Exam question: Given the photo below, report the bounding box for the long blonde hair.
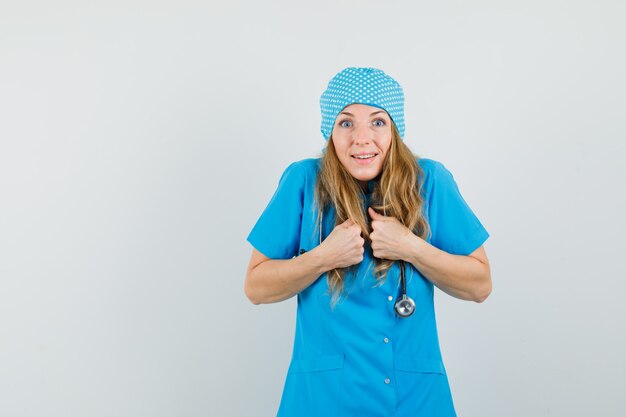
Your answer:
[312,123,430,307]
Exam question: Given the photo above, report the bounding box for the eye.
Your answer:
[339,119,352,128]
[372,119,386,127]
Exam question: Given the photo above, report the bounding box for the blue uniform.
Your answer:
[247,157,490,417]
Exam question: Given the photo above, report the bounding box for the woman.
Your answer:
[244,67,491,417]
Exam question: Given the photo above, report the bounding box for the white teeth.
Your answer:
[354,154,375,159]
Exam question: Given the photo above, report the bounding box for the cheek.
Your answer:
[332,140,350,156]
[374,139,391,155]
[381,136,393,153]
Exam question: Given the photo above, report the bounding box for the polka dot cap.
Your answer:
[320,67,405,141]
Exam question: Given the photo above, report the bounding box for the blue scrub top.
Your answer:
[247,157,489,417]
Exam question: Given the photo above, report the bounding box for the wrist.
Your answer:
[405,233,427,265]
[308,246,332,274]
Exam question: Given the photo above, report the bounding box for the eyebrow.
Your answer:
[339,110,387,117]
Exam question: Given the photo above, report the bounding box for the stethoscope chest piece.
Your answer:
[394,260,415,318]
[395,294,415,318]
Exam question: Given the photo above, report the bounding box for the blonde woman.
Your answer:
[245,66,492,417]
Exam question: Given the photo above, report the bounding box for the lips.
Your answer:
[351,153,378,165]
[351,153,378,159]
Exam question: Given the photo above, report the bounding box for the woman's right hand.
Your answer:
[317,219,365,270]
[245,219,365,304]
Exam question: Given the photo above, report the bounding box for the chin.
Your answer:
[352,171,380,183]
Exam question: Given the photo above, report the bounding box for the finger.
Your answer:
[368,207,382,218]
[341,218,354,227]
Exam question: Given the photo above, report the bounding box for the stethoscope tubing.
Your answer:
[317,211,415,318]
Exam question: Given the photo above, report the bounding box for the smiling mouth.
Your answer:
[351,153,378,160]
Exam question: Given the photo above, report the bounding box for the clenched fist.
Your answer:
[318,218,365,269]
[368,207,416,261]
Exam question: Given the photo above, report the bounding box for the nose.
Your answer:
[352,122,372,144]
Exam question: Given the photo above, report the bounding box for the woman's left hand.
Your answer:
[368,207,417,261]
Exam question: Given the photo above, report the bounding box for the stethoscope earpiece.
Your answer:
[394,261,415,318]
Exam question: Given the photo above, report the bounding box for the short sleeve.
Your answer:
[427,161,490,256]
[246,161,305,259]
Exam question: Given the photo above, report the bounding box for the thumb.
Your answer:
[368,207,382,219]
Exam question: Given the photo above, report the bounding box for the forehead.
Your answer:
[340,103,389,116]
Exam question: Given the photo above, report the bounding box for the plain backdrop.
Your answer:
[1,1,625,416]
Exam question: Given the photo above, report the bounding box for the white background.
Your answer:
[1,1,625,416]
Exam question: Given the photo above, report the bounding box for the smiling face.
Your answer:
[330,103,393,190]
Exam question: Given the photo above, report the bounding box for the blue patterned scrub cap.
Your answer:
[320,67,405,141]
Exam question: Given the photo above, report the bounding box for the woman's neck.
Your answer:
[360,179,375,194]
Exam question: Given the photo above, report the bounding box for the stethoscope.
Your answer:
[394,260,415,318]
[310,209,415,319]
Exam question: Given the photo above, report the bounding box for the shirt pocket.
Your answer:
[393,356,456,417]
[393,356,446,375]
[289,354,345,373]
[281,354,345,417]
